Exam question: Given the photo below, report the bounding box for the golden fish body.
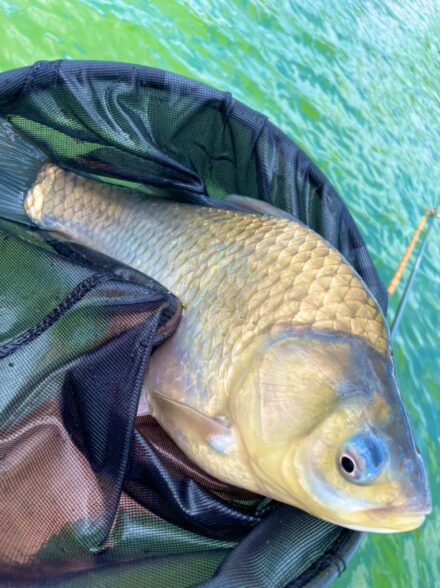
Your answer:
[7,160,431,532]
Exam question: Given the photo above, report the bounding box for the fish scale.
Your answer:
[24,163,388,415]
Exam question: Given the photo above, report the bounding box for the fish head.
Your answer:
[231,327,431,532]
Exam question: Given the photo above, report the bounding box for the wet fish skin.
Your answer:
[21,163,430,532]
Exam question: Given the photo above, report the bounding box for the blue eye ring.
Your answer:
[338,432,386,484]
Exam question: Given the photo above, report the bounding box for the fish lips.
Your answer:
[344,513,427,534]
[361,505,431,533]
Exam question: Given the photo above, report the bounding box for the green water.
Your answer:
[1,0,439,586]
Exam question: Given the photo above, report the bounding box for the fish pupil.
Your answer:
[341,455,355,474]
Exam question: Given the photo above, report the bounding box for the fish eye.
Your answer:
[340,454,356,475]
[338,432,385,484]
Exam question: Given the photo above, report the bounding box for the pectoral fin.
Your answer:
[224,194,296,221]
[149,390,234,455]
[136,386,151,416]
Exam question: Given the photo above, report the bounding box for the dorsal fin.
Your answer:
[224,194,296,221]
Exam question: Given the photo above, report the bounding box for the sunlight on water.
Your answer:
[0,1,439,585]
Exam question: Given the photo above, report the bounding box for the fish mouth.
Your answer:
[343,514,426,533]
[363,505,431,533]
[316,500,431,533]
[335,495,432,533]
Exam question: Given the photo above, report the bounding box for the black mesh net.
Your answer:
[0,60,387,588]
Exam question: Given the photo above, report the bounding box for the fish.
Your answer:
[0,118,431,533]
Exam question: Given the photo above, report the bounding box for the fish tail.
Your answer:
[0,117,48,224]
